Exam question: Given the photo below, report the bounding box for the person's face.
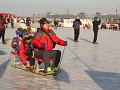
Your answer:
[43,23,49,29]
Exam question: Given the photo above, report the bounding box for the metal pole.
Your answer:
[58,46,66,69]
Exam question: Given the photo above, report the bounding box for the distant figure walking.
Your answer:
[92,17,101,44]
[73,17,82,42]
[54,18,57,29]
[11,18,14,28]
[26,18,31,28]
[118,20,120,31]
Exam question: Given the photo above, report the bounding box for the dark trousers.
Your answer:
[26,51,35,66]
[74,29,80,41]
[34,50,61,69]
[54,24,57,29]
[93,30,98,43]
[11,23,14,28]
[0,29,5,43]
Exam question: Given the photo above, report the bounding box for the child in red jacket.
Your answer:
[19,34,35,70]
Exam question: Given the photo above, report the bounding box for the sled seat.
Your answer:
[11,52,20,67]
[34,57,53,62]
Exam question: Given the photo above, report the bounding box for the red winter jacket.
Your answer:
[32,28,65,50]
[19,41,29,63]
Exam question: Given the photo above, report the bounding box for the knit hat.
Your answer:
[39,18,49,27]
[94,17,98,21]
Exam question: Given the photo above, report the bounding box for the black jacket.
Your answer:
[92,20,101,30]
[0,16,6,30]
[73,19,82,29]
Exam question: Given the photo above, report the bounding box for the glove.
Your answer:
[64,41,68,46]
[12,44,18,48]
[41,43,46,49]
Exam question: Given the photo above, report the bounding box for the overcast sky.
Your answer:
[0,0,120,16]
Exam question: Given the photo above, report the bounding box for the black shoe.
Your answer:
[93,42,98,44]
[2,42,7,44]
[74,40,79,42]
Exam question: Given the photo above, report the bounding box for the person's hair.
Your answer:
[17,20,20,23]
[76,18,80,22]
[16,28,24,36]
[26,17,30,20]
[23,34,33,42]
[26,27,31,32]
[76,17,80,19]
[94,17,98,21]
[40,18,49,28]
[16,28,23,31]
[37,28,41,32]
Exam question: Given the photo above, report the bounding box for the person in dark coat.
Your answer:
[0,15,7,44]
[26,18,31,28]
[92,17,101,44]
[118,20,120,31]
[73,17,82,42]
[11,18,14,28]
[54,18,57,29]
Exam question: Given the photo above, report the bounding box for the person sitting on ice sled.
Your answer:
[11,28,23,53]
[19,33,35,70]
[32,18,68,75]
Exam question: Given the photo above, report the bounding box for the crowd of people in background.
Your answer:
[1,15,120,46]
[1,14,120,31]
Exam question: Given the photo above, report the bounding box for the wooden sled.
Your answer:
[10,51,57,76]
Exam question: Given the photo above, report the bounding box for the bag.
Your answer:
[47,33,56,48]
[73,21,80,29]
[11,37,20,52]
[44,30,56,49]
[0,20,3,30]
[52,40,56,49]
